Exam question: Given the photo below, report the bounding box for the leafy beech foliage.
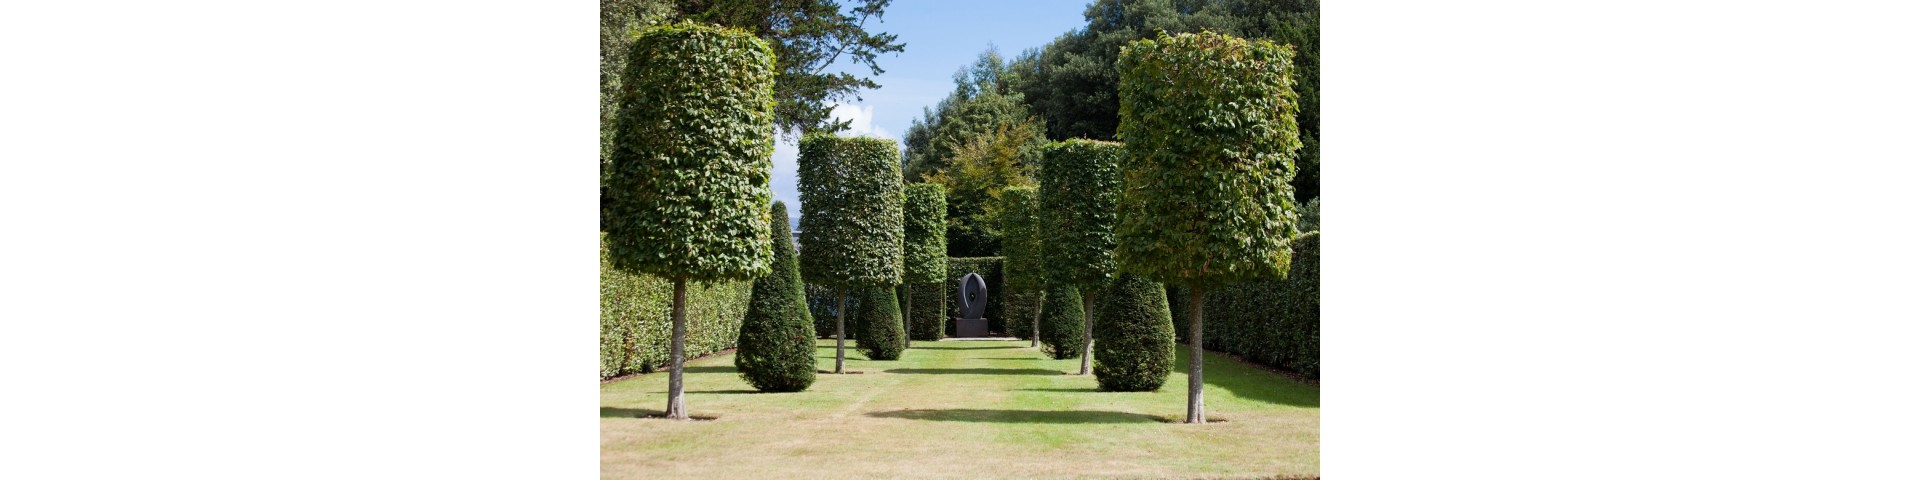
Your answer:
[1093,273,1175,391]
[1114,30,1303,289]
[852,285,906,360]
[996,186,1046,293]
[901,183,948,284]
[605,23,777,281]
[735,202,818,392]
[1038,284,1085,360]
[797,133,905,289]
[1166,231,1320,379]
[905,283,945,341]
[1039,139,1122,286]
[600,234,753,379]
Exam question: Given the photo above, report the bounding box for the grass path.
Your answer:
[601,339,1318,479]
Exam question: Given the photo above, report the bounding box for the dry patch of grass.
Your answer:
[601,339,1318,479]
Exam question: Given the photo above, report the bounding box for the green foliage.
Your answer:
[601,234,754,379]
[1296,197,1319,232]
[996,186,1046,292]
[1038,284,1085,360]
[1038,139,1122,286]
[946,257,1006,335]
[1001,289,1042,341]
[903,48,1048,257]
[1094,273,1175,391]
[1166,233,1320,379]
[734,202,818,392]
[797,134,905,289]
[905,282,946,341]
[1015,0,1318,201]
[673,0,906,136]
[600,0,676,185]
[852,286,906,360]
[1114,30,1302,289]
[901,183,949,284]
[605,23,778,281]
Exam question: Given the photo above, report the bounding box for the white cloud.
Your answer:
[773,102,898,223]
[829,102,895,142]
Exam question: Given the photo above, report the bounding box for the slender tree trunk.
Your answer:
[834,289,847,374]
[903,284,912,348]
[1078,291,1095,375]
[666,278,688,420]
[1186,286,1206,424]
[1031,290,1044,348]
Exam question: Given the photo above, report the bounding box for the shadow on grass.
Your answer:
[1174,346,1320,408]
[681,365,737,373]
[909,345,1024,350]
[884,368,1062,375]
[1014,387,1100,393]
[868,408,1160,424]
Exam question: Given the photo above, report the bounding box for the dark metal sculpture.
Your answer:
[955,272,990,337]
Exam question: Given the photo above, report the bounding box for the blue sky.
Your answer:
[771,1,1093,219]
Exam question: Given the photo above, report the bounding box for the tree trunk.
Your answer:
[1186,286,1206,424]
[1078,291,1095,375]
[1031,289,1044,348]
[903,284,912,348]
[834,289,847,374]
[666,278,689,420]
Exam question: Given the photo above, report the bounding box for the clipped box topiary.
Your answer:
[734,201,818,392]
[1038,139,1122,374]
[901,183,948,345]
[1038,284,1085,360]
[1093,273,1176,391]
[996,186,1045,347]
[798,133,905,371]
[853,285,906,361]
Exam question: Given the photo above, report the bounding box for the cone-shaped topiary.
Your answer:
[1038,284,1085,360]
[734,201,818,392]
[1093,273,1175,391]
[853,285,906,360]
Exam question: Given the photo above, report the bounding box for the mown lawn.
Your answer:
[601,339,1318,479]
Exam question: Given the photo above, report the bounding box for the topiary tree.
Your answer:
[901,183,948,346]
[798,133,905,372]
[1038,139,1122,375]
[604,23,775,420]
[853,285,906,360]
[1093,273,1175,391]
[1116,30,1303,423]
[1037,284,1085,360]
[734,201,817,392]
[997,186,1045,348]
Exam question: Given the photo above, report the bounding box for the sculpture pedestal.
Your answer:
[954,317,989,338]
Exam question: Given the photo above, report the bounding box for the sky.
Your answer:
[771,1,1094,221]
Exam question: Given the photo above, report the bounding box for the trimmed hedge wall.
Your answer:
[904,283,946,341]
[601,234,753,379]
[1002,288,1042,341]
[946,257,1006,335]
[1167,232,1320,379]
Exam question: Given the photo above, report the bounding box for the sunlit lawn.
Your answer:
[601,339,1318,479]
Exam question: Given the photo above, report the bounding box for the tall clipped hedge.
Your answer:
[946,257,1005,335]
[1039,139,1122,374]
[1038,284,1085,360]
[853,286,906,360]
[798,133,905,371]
[1116,30,1303,424]
[997,186,1045,346]
[605,22,776,281]
[734,202,817,392]
[1093,273,1175,391]
[601,234,752,379]
[901,183,948,346]
[604,23,776,420]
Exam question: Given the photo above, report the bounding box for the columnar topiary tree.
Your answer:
[1093,273,1175,391]
[853,285,906,360]
[901,183,948,346]
[997,186,1045,348]
[605,23,776,420]
[1038,284,1085,360]
[734,201,817,392]
[1116,30,1303,424]
[798,134,905,373]
[1038,139,1121,375]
